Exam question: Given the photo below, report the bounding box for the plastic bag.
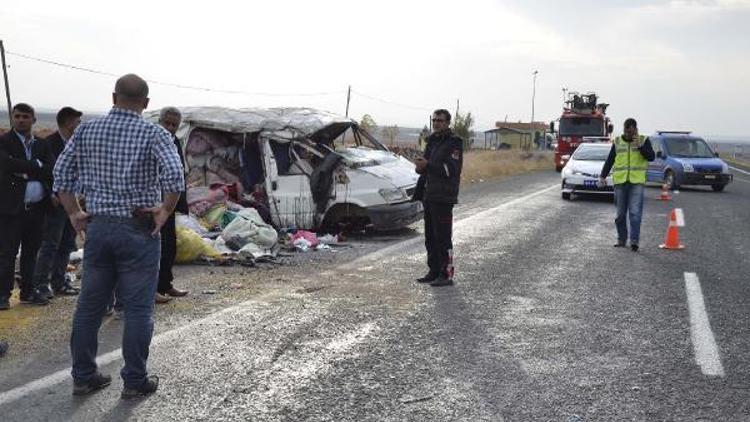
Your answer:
[203,205,227,229]
[175,226,221,263]
[293,238,312,252]
[220,210,238,229]
[238,242,264,260]
[176,214,208,235]
[318,234,338,245]
[291,230,319,248]
[221,207,278,251]
[212,236,234,255]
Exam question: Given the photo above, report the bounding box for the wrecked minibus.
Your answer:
[145,107,422,232]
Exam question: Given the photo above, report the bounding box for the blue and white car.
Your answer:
[561,142,613,200]
[647,131,733,192]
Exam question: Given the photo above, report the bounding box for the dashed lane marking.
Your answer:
[684,272,725,377]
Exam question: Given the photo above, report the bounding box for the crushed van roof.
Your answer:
[144,106,356,141]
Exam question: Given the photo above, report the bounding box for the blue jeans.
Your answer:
[70,217,160,388]
[33,206,77,291]
[614,183,645,245]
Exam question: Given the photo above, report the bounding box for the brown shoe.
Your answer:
[165,287,189,297]
[155,293,172,304]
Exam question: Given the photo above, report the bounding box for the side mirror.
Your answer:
[656,151,663,159]
[549,121,555,133]
[271,181,278,191]
[714,152,719,157]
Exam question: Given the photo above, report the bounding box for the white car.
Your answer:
[561,142,613,200]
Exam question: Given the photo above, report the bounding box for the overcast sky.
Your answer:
[1,0,748,136]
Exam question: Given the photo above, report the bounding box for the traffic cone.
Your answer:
[658,183,671,201]
[659,208,685,250]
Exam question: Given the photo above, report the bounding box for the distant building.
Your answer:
[483,121,548,150]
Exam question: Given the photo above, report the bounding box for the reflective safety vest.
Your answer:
[612,135,648,185]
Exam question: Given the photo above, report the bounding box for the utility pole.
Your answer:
[342,85,352,145]
[455,99,460,119]
[0,40,12,127]
[531,70,538,124]
[344,85,351,117]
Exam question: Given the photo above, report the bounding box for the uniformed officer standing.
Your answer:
[598,118,655,251]
[413,109,463,287]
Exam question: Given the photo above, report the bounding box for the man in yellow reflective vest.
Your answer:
[599,118,655,252]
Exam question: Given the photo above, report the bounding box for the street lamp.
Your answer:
[531,70,538,124]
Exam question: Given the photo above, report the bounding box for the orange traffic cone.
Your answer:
[659,208,685,250]
[658,183,671,201]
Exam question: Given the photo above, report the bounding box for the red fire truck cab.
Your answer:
[552,92,612,171]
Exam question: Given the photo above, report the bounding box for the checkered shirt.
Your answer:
[53,107,185,217]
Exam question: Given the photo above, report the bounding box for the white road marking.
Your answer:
[730,166,750,176]
[684,272,725,377]
[0,302,248,406]
[0,183,559,405]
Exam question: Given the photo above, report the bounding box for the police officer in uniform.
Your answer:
[599,118,655,251]
[413,109,463,287]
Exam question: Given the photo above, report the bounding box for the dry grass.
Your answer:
[461,150,554,184]
[720,153,750,171]
[0,127,56,138]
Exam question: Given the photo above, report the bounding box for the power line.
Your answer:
[351,89,434,112]
[6,50,344,98]
[5,49,447,114]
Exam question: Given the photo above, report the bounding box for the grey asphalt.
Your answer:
[1,170,749,421]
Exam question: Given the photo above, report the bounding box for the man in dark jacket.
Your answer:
[413,109,463,287]
[32,107,83,299]
[156,107,190,302]
[0,103,54,309]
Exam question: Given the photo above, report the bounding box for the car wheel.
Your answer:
[562,192,571,200]
[711,184,726,192]
[664,170,678,190]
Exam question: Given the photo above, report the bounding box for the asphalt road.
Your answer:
[1,169,749,421]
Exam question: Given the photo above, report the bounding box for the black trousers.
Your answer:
[0,205,46,298]
[423,201,454,278]
[158,213,177,294]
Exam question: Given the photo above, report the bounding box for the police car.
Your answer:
[561,142,613,200]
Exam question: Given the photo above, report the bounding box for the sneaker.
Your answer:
[72,372,112,396]
[121,375,159,399]
[0,297,9,311]
[20,291,50,306]
[430,276,454,287]
[630,243,639,252]
[614,241,626,248]
[416,272,438,283]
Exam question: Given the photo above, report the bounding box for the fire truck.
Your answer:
[551,92,611,171]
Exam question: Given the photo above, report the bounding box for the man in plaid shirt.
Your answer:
[54,74,185,399]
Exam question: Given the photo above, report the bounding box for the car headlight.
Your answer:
[379,188,407,203]
[721,162,729,174]
[561,154,571,161]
